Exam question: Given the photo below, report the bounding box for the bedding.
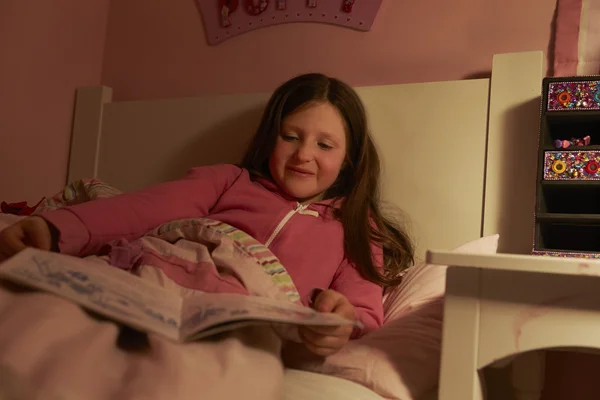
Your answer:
[283,369,386,400]
[0,179,496,400]
[284,234,499,400]
[0,282,284,400]
[0,183,299,400]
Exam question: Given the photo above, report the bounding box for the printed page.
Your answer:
[0,248,182,341]
[180,292,362,340]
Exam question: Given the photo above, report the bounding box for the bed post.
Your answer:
[482,51,544,255]
[67,86,113,183]
[482,51,545,400]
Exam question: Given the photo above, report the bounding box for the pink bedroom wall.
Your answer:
[0,0,110,203]
[101,0,556,101]
[0,0,555,203]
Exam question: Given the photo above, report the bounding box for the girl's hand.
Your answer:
[299,289,356,356]
[0,216,55,262]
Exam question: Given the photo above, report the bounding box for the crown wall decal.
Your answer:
[197,0,383,45]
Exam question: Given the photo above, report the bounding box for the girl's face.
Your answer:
[269,102,347,203]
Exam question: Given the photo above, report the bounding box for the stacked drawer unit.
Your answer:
[534,77,600,259]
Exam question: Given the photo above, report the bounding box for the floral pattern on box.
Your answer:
[544,151,600,180]
[548,81,600,111]
[533,250,600,259]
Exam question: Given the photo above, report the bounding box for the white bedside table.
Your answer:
[426,251,600,400]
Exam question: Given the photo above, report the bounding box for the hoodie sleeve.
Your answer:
[330,240,384,339]
[39,164,244,257]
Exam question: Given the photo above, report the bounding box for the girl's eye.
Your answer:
[281,134,298,141]
[318,143,333,150]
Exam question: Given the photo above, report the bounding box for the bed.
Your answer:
[0,50,544,400]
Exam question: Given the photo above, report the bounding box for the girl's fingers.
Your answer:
[299,327,345,356]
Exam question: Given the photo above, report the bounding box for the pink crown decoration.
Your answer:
[197,0,383,45]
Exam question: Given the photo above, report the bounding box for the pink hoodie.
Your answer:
[41,164,384,337]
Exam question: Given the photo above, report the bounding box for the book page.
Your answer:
[180,292,362,340]
[0,248,182,341]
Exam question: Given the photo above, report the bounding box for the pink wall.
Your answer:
[101,0,556,101]
[0,0,555,203]
[0,0,110,203]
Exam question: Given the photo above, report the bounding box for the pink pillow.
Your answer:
[287,234,499,400]
[0,214,23,231]
[383,233,500,322]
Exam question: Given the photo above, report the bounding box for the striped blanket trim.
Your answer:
[156,218,301,303]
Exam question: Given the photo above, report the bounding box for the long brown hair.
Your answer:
[241,73,414,288]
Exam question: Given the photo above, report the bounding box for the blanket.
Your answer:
[0,179,309,400]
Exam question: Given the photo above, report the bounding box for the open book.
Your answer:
[0,248,362,342]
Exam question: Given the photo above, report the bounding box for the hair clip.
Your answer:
[554,135,591,149]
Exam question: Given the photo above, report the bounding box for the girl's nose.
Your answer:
[294,143,313,162]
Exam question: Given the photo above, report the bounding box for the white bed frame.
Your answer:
[66,51,546,399]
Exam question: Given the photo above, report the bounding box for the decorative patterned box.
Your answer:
[532,250,600,259]
[544,150,600,180]
[548,80,600,111]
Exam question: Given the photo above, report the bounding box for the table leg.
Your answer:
[439,267,485,400]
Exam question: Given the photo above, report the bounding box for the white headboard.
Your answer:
[67,51,544,261]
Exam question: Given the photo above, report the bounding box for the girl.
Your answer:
[0,73,414,356]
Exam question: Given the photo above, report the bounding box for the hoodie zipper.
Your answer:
[265,202,318,247]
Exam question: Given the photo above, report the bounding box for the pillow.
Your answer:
[285,234,499,400]
[383,233,500,323]
[0,214,23,231]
